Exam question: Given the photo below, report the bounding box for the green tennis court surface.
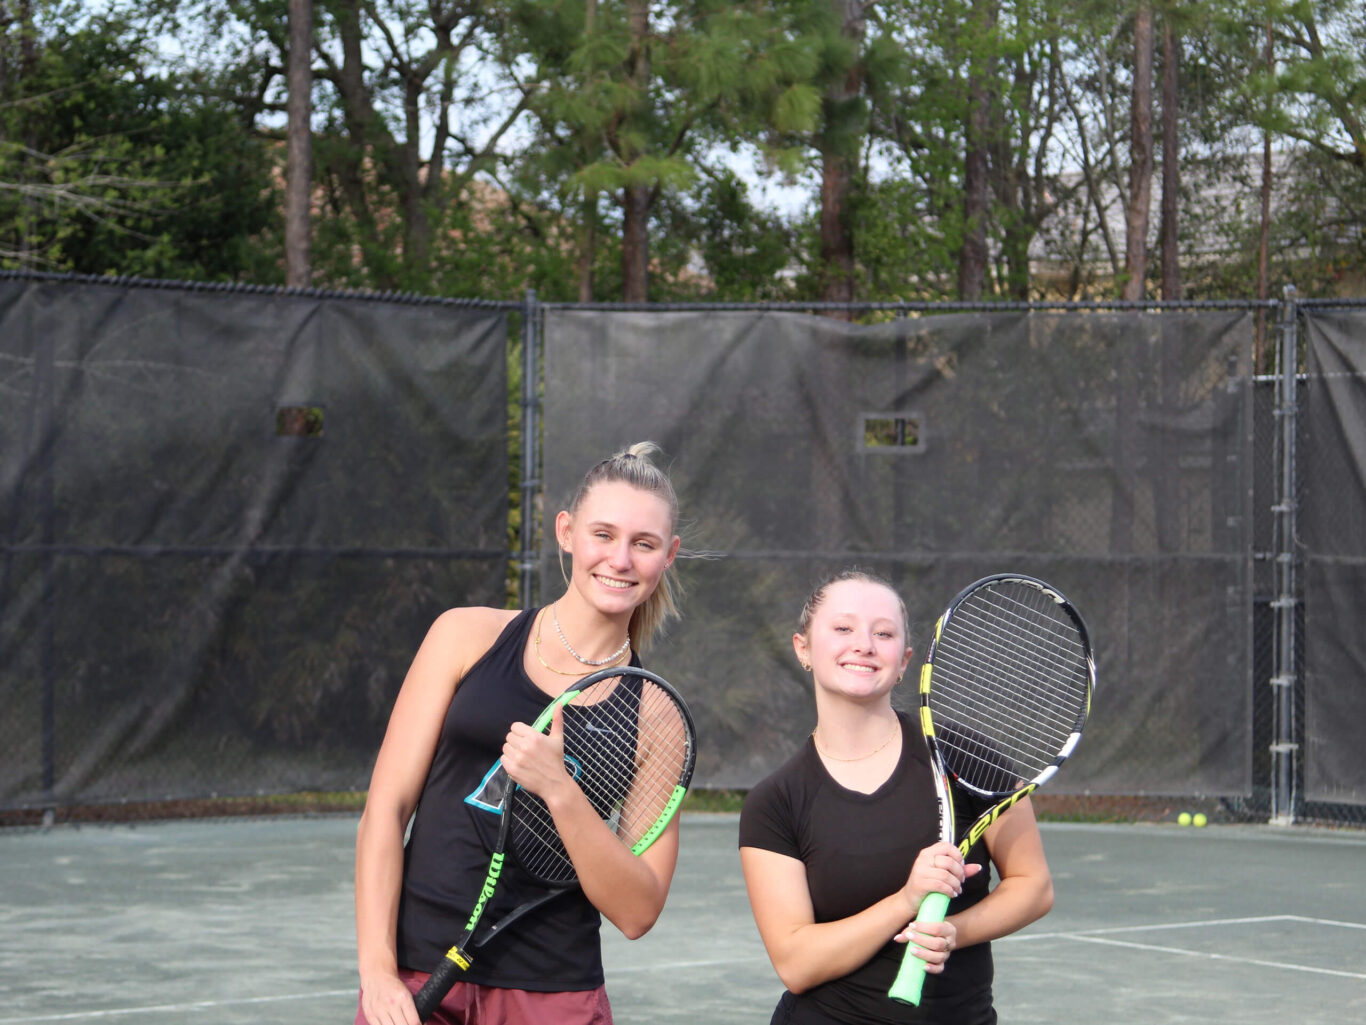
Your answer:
[2,814,1363,1023]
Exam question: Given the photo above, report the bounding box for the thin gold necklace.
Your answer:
[534,609,628,677]
[811,721,900,762]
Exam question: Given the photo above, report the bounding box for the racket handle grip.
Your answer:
[887,890,951,1006]
[413,953,468,1022]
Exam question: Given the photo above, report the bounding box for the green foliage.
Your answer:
[656,171,799,301]
[0,8,278,279]
[5,0,1366,299]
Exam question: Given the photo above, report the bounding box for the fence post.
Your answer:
[37,311,56,820]
[518,289,541,610]
[1269,284,1299,825]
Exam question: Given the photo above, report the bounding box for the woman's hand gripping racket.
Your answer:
[889,574,1095,1006]
[412,666,696,1022]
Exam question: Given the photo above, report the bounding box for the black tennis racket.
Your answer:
[412,666,696,1022]
[888,574,1095,1005]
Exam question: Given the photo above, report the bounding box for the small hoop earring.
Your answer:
[799,661,811,672]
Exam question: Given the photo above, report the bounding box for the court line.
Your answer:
[1008,912,1366,941]
[1000,913,1366,982]
[0,991,356,1023]
[1058,935,1366,981]
[613,955,772,973]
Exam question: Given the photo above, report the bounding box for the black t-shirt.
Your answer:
[738,713,996,1025]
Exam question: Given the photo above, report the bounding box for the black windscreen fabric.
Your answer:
[0,277,508,807]
[1302,311,1366,807]
[542,308,1255,794]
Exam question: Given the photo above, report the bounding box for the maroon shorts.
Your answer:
[356,969,614,1025]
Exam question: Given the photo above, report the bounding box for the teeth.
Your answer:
[599,577,633,589]
[842,664,877,673]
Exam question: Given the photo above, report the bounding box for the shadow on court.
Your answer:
[1,815,1363,1024]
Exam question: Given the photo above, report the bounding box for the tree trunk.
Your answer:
[577,0,598,303]
[285,0,313,288]
[399,79,431,277]
[958,0,997,301]
[1122,3,1154,303]
[577,189,598,302]
[332,0,386,284]
[1255,19,1273,371]
[1158,17,1179,303]
[818,0,866,309]
[1111,2,1154,555]
[958,77,990,300]
[819,147,856,305]
[620,0,651,302]
[622,182,650,301]
[1155,17,1181,553]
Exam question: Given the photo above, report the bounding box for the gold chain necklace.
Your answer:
[811,721,900,762]
[534,609,628,677]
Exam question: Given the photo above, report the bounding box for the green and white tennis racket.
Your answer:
[413,666,696,1021]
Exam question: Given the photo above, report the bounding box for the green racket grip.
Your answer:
[888,890,951,1005]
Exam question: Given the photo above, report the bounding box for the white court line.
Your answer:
[0,990,356,1023]
[1059,934,1366,981]
[613,955,772,973]
[999,913,1366,982]
[1006,912,1366,942]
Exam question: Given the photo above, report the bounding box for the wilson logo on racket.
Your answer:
[463,852,504,931]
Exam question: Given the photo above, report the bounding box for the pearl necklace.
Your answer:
[535,610,628,677]
[553,604,631,666]
[811,722,900,762]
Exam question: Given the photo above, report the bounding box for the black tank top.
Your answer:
[395,607,632,990]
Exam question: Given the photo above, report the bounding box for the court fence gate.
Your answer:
[2,271,1363,828]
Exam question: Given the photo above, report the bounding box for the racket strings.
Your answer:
[930,585,1090,794]
[509,680,692,885]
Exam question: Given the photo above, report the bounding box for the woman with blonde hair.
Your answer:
[356,443,684,1025]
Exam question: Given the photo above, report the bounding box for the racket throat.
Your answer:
[958,783,1037,855]
[451,849,506,969]
[444,944,475,971]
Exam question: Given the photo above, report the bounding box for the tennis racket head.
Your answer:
[921,573,1094,801]
[505,666,697,886]
[889,575,1094,1008]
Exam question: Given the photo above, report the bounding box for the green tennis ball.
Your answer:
[1193,813,1207,828]
[1178,812,1191,826]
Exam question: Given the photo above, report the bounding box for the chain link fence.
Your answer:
[1,273,513,815]
[2,275,1363,829]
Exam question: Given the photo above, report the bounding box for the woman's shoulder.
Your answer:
[739,743,820,851]
[425,606,524,664]
[432,604,522,632]
[742,742,817,813]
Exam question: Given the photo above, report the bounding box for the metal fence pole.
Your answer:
[1269,284,1299,824]
[37,317,56,818]
[518,289,541,610]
